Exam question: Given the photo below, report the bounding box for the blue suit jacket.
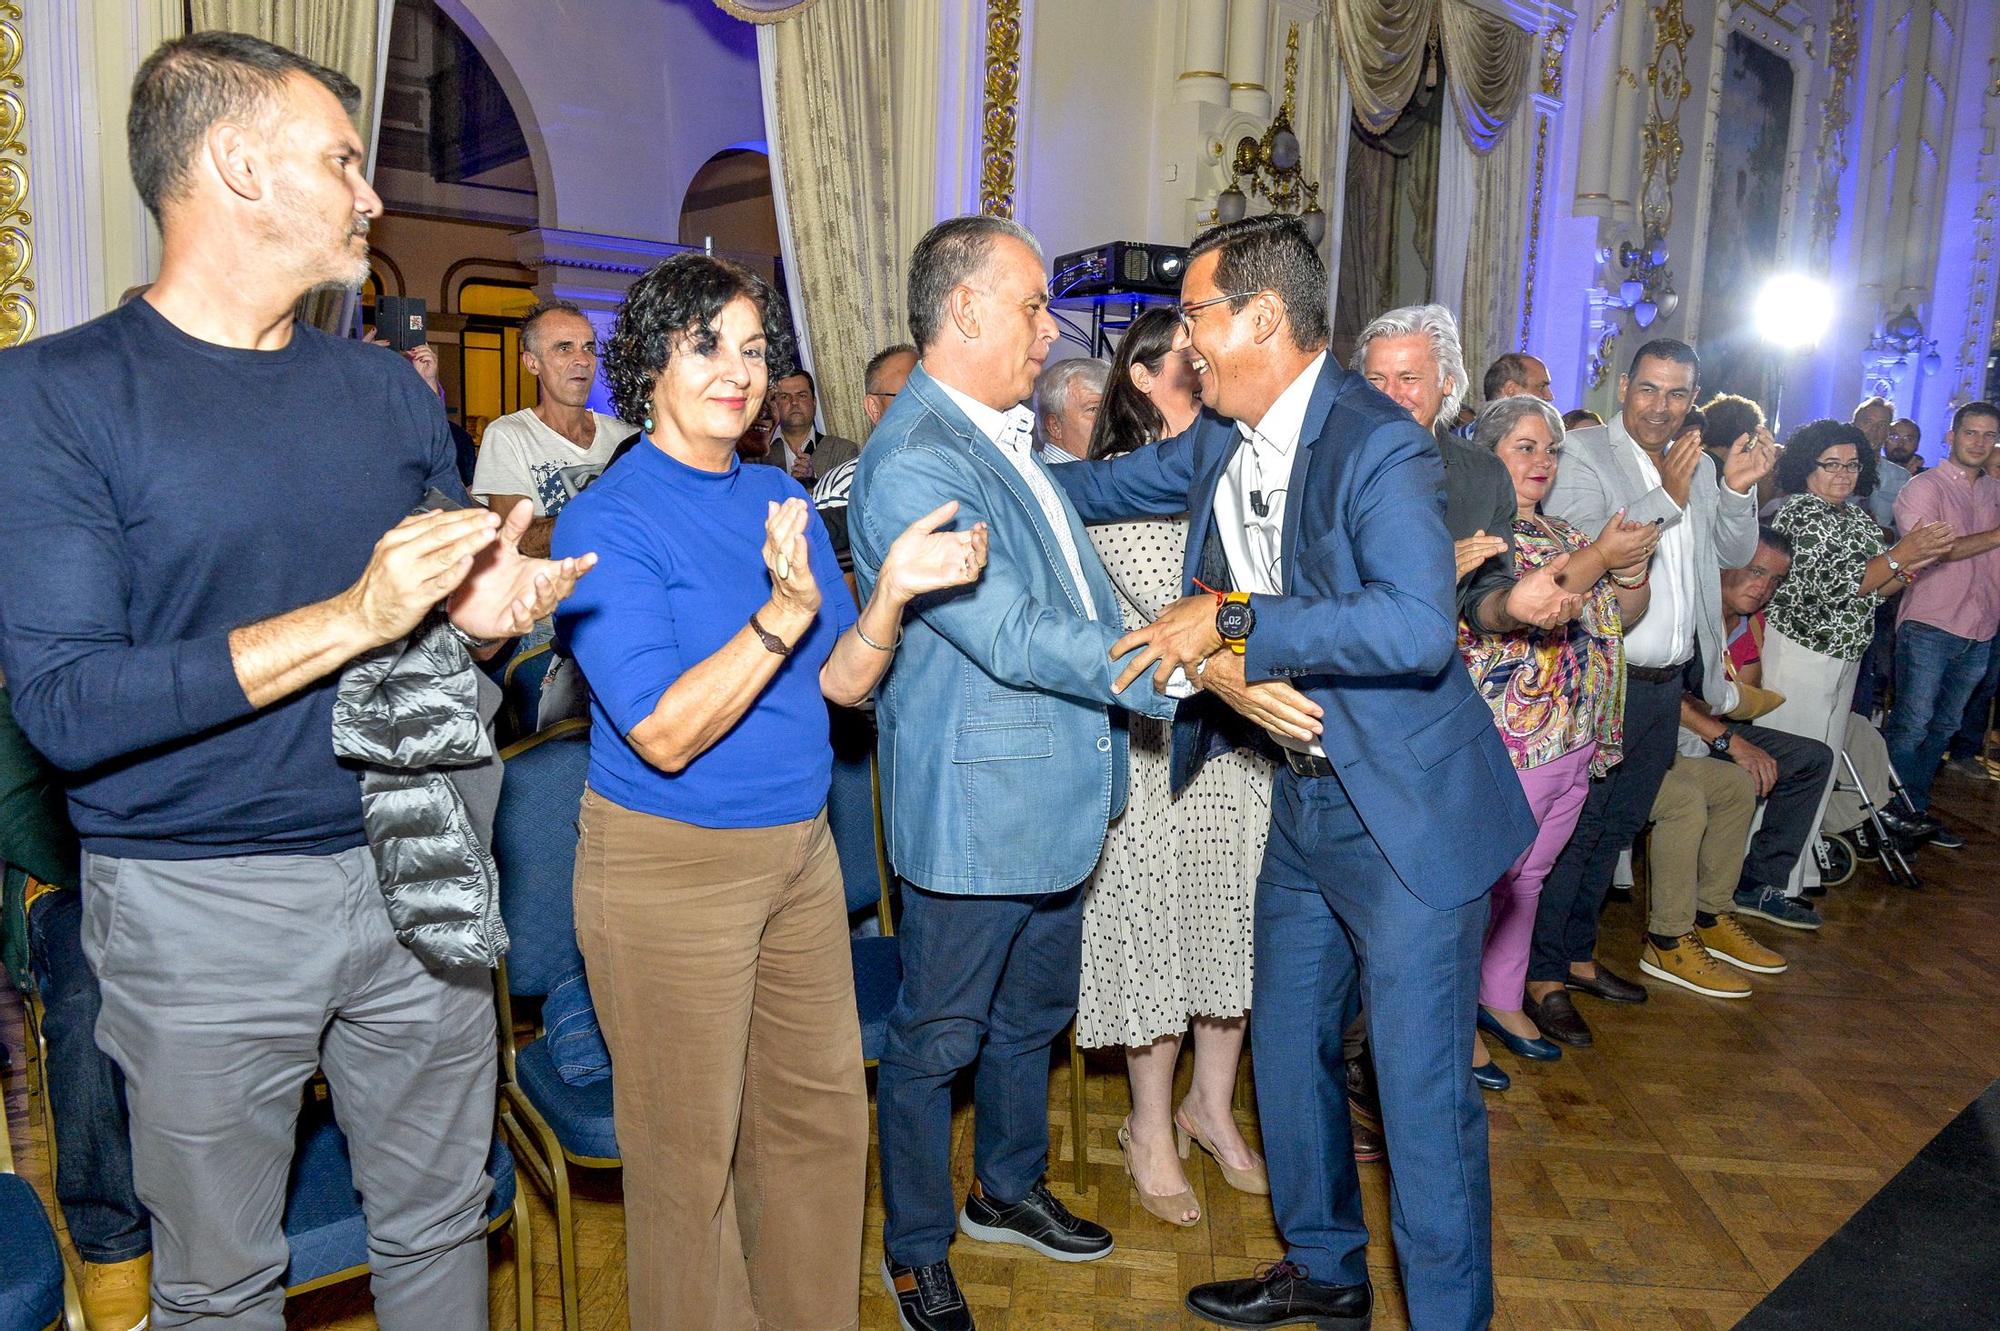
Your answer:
[850,365,1178,897]
[1055,359,1536,909]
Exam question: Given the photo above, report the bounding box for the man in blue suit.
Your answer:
[1054,216,1538,1331]
[851,216,1191,1331]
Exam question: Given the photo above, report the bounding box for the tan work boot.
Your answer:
[1639,934,1753,999]
[80,1253,150,1331]
[1698,913,1788,975]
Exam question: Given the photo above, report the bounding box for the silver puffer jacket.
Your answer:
[332,615,509,970]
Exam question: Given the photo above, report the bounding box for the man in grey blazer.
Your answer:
[1524,339,1775,1047]
[764,367,861,484]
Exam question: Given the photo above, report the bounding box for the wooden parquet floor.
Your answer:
[5,764,1996,1331]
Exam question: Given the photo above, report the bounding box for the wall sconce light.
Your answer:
[1615,235,1677,328]
[1215,24,1325,244]
[1867,304,1943,377]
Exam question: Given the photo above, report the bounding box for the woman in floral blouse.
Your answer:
[1761,419,1953,895]
[1461,396,1658,1080]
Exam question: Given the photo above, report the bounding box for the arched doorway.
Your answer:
[678,147,782,287]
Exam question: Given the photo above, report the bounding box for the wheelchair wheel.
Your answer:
[1814,832,1858,887]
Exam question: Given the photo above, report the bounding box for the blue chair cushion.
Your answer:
[851,934,901,1064]
[281,1102,518,1287]
[514,1036,620,1161]
[544,965,612,1086]
[0,1174,63,1331]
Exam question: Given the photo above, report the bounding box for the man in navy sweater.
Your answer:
[0,33,589,1328]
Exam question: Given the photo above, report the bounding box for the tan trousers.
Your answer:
[572,789,867,1331]
[1645,755,1758,937]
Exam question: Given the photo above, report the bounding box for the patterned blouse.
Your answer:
[1765,493,1887,661]
[1458,514,1625,775]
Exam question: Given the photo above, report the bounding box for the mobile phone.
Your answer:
[379,296,428,351]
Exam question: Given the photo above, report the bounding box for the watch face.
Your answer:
[1217,600,1255,639]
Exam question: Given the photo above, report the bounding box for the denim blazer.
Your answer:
[850,366,1178,897]
[1054,359,1537,910]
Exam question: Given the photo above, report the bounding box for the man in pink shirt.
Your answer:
[1884,400,2000,837]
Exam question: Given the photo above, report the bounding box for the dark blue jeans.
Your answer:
[25,887,151,1263]
[1254,768,1492,1331]
[876,882,1084,1268]
[1883,622,1994,812]
[1948,629,2000,760]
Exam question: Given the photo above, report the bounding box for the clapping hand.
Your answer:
[1892,520,1956,574]
[1503,554,1586,629]
[880,500,990,601]
[447,501,596,641]
[1720,424,1779,494]
[1661,427,1705,508]
[1454,531,1509,580]
[1593,508,1660,576]
[763,498,821,615]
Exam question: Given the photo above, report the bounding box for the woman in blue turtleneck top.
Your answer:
[551,254,985,1330]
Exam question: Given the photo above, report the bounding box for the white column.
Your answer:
[1179,0,1230,105]
[1226,0,1271,119]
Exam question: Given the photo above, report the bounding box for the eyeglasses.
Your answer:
[1815,459,1864,475]
[1173,291,1262,327]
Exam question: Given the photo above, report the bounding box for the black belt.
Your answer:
[1282,748,1335,778]
[1627,662,1689,683]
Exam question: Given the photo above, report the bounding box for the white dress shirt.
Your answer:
[1216,352,1327,755]
[936,379,1097,620]
[1620,437,1696,669]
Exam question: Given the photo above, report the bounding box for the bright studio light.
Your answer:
[1754,273,1835,350]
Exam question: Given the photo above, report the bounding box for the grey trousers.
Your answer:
[80,847,496,1329]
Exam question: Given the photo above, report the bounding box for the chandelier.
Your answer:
[1215,24,1326,244]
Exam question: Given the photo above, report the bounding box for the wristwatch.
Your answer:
[1215,592,1255,656]
[1707,730,1733,757]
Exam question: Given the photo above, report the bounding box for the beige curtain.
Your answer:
[1458,98,1537,393]
[759,0,900,443]
[1437,3,1532,153]
[189,0,391,332]
[1330,0,1531,152]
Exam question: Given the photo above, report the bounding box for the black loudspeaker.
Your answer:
[378,296,428,351]
[1050,242,1190,299]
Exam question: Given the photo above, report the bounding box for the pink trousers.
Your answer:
[1480,743,1595,1011]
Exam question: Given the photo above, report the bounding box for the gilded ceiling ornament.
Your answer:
[981,0,1022,220]
[0,1,35,349]
[1639,0,1694,249]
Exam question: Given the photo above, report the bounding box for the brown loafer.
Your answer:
[1524,990,1593,1047]
[1347,1098,1386,1162]
[1565,963,1648,1004]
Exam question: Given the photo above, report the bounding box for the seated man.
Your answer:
[1640,752,1774,998]
[1680,527,1834,931]
[2,683,150,1331]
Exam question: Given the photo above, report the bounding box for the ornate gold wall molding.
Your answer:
[1807,0,1859,272]
[1518,22,1571,349]
[1640,0,1694,248]
[981,0,1020,220]
[0,0,35,348]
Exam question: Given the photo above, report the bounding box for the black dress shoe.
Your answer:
[1472,1060,1510,1092]
[959,1179,1112,1262]
[882,1257,974,1331]
[1523,990,1593,1047]
[1186,1260,1371,1329]
[1877,806,1941,845]
[1566,963,1648,1003]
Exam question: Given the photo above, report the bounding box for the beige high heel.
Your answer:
[1117,1119,1201,1227]
[1174,1107,1271,1196]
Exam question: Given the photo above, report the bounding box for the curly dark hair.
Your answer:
[1699,393,1765,451]
[1776,418,1877,498]
[603,253,797,428]
[1087,307,1182,459]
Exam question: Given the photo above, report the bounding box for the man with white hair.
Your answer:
[1034,356,1110,463]
[1354,304,1580,638]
